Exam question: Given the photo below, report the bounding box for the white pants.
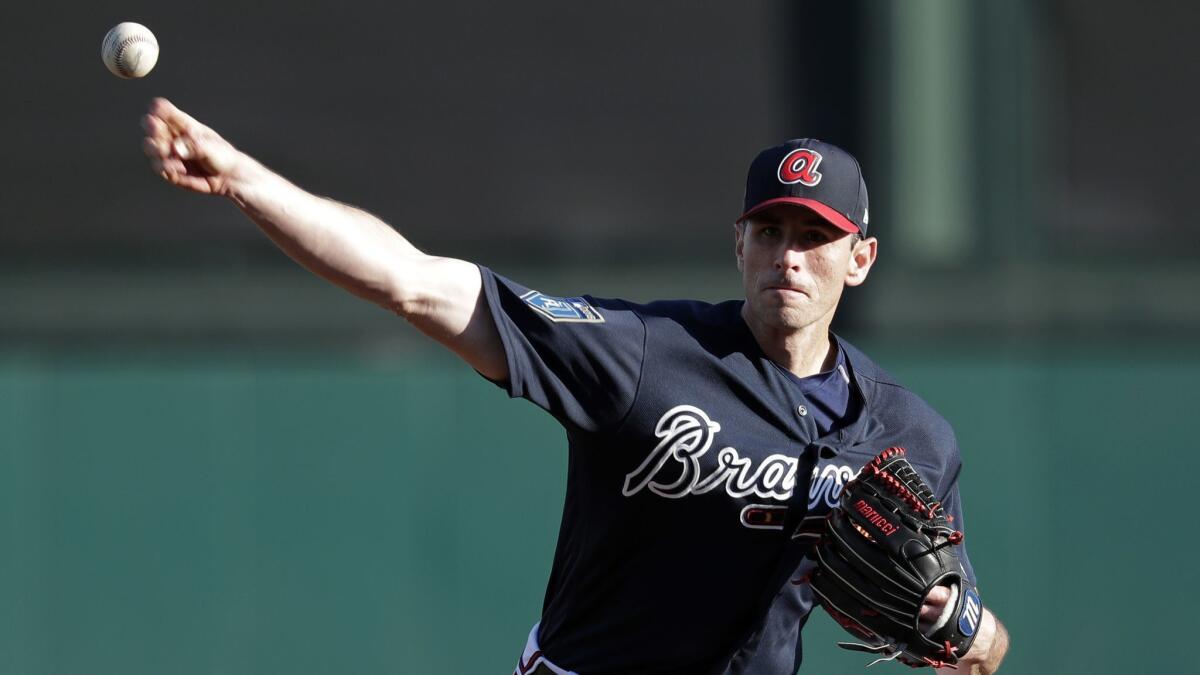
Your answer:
[513,623,578,675]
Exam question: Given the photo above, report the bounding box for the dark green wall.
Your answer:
[2,344,1195,673]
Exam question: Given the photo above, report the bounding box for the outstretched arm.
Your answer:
[140,98,506,380]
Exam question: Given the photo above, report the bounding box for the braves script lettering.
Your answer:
[623,405,855,505]
[809,463,856,510]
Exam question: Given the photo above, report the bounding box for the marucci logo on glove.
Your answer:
[958,589,982,637]
[853,499,898,537]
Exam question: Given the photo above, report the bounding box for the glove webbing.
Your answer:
[865,449,964,549]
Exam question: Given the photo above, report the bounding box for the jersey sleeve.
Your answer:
[936,463,977,586]
[477,266,646,433]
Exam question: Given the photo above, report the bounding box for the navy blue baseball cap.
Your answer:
[737,138,870,236]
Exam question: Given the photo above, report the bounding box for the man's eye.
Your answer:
[805,230,829,243]
[761,227,780,237]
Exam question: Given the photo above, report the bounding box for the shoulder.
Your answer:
[624,297,743,325]
[840,336,960,462]
[479,266,741,329]
[479,266,643,328]
[837,337,902,389]
[620,299,748,355]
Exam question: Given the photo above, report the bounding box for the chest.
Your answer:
[609,371,830,536]
[606,396,951,541]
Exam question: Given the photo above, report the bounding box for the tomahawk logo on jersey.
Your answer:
[480,267,975,674]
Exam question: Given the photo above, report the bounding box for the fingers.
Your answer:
[142,110,198,153]
[150,156,215,193]
[142,135,168,159]
[142,101,200,163]
[149,97,205,135]
[171,173,216,193]
[926,585,951,604]
[141,113,170,148]
[140,112,163,136]
[141,97,235,194]
[919,585,952,621]
[150,156,186,176]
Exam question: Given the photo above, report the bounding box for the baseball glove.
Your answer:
[810,447,982,669]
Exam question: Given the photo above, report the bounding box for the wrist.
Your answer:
[223,153,270,204]
[954,609,1007,674]
[965,610,996,660]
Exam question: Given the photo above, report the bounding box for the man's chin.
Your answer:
[746,302,817,331]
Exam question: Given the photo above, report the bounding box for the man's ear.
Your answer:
[734,222,745,272]
[844,236,878,287]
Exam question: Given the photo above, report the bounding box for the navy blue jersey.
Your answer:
[480,267,975,675]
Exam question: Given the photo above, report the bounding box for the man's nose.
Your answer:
[774,246,804,271]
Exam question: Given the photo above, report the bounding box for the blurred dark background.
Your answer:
[2,1,1197,673]
[6,0,1195,347]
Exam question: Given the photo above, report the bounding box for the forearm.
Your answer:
[225,155,422,313]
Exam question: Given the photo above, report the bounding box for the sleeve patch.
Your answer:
[520,291,605,323]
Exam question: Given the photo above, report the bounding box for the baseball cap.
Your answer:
[737,138,870,236]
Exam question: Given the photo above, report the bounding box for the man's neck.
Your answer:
[741,306,838,379]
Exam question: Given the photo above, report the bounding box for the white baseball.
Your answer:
[101,22,159,79]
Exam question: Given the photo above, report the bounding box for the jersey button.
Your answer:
[797,405,808,417]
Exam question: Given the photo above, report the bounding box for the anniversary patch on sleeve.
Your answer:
[521,291,605,323]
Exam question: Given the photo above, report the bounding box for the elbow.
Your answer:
[384,278,422,319]
[390,297,427,321]
[380,257,428,319]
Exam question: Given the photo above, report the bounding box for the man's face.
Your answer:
[735,204,876,332]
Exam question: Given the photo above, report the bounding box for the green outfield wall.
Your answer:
[2,343,1194,674]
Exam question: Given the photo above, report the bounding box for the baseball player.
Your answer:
[141,98,1009,674]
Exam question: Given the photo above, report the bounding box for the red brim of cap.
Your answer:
[736,198,860,234]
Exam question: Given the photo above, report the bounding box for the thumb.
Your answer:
[173,133,223,169]
[169,127,240,185]
[172,137,195,160]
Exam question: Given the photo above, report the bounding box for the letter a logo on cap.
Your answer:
[777,149,824,187]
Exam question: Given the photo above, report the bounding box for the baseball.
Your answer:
[101,22,159,79]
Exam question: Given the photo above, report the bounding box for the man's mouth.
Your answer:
[765,287,809,302]
[766,284,806,295]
